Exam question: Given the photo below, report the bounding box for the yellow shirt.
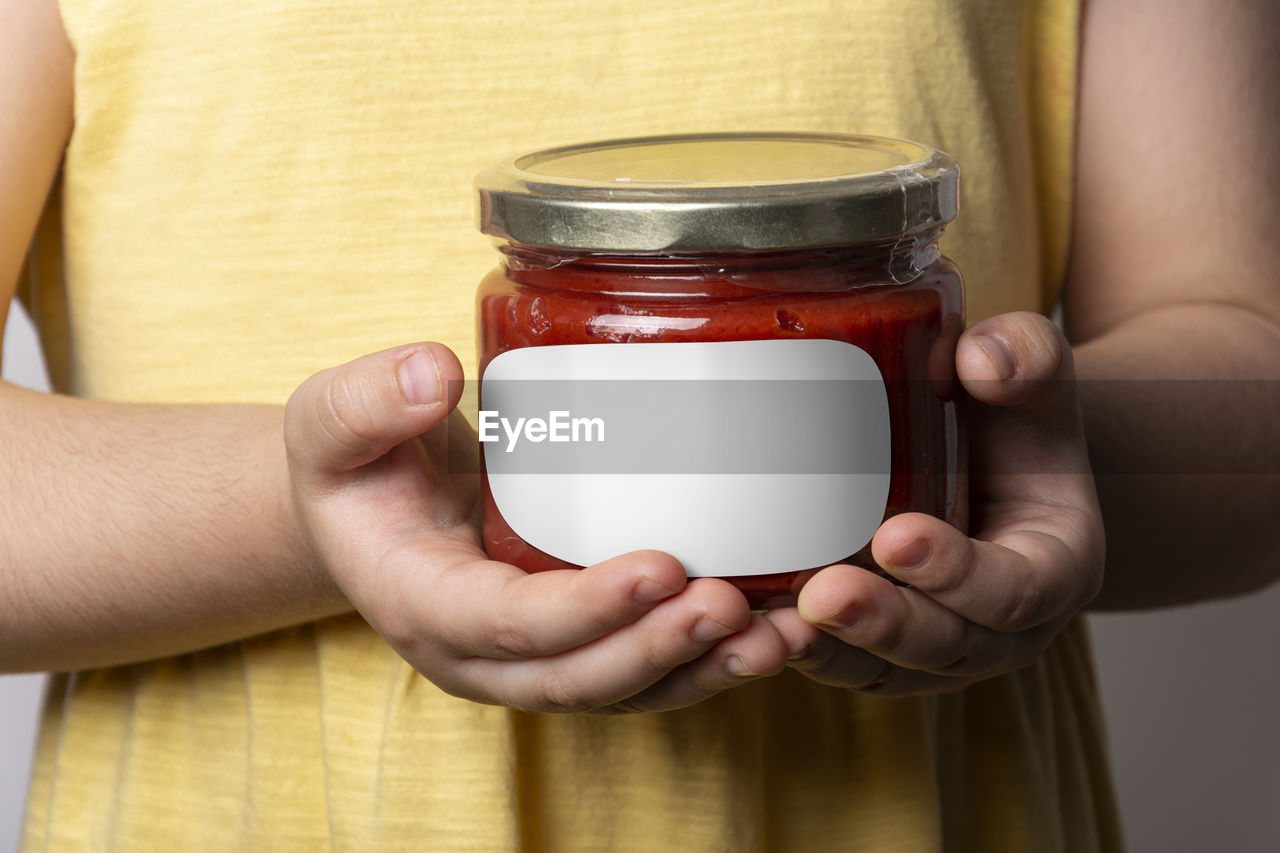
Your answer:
[21,1,1121,850]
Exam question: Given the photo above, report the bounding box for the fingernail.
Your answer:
[787,643,812,663]
[726,654,756,678]
[692,616,738,643]
[818,602,859,630]
[633,576,680,604]
[884,538,931,571]
[973,334,1016,381]
[398,350,441,405]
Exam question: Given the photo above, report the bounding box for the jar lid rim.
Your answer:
[475,132,958,252]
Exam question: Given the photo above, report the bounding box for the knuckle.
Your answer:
[378,617,420,659]
[571,593,630,644]
[317,367,383,453]
[636,634,678,680]
[860,682,907,698]
[1017,309,1059,336]
[598,696,652,715]
[489,612,543,659]
[935,626,978,674]
[920,543,972,599]
[793,636,843,679]
[368,548,436,650]
[1017,311,1067,375]
[852,658,896,692]
[284,376,331,463]
[431,673,487,705]
[998,580,1050,632]
[538,668,598,714]
[866,607,909,657]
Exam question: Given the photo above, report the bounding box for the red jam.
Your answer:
[478,239,965,609]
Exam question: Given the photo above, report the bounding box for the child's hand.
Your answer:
[284,343,787,712]
[766,312,1105,695]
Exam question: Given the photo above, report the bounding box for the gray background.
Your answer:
[3,301,1278,852]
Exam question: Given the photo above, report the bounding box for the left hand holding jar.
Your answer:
[766,311,1105,696]
[284,343,788,714]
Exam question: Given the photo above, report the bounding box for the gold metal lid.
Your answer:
[475,132,958,252]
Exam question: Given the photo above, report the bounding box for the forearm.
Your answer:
[0,381,348,672]
[1074,300,1280,610]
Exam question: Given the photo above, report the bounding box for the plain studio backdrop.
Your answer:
[3,301,1279,853]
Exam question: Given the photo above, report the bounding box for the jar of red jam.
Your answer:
[475,132,965,609]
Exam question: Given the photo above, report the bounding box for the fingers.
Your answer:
[870,513,1102,632]
[772,562,1050,698]
[370,544,780,712]
[772,501,1101,695]
[957,313,1089,474]
[794,565,1038,673]
[443,577,782,713]
[784,637,977,697]
[420,549,693,659]
[284,342,465,483]
[283,345,785,713]
[603,614,788,713]
[767,607,957,695]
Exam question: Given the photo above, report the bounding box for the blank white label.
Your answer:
[481,339,890,577]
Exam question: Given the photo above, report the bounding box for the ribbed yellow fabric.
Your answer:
[21,1,1122,850]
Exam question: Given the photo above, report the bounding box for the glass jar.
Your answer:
[474,132,965,609]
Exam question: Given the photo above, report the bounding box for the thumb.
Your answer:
[284,342,465,481]
[956,312,1090,477]
[957,311,1074,404]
